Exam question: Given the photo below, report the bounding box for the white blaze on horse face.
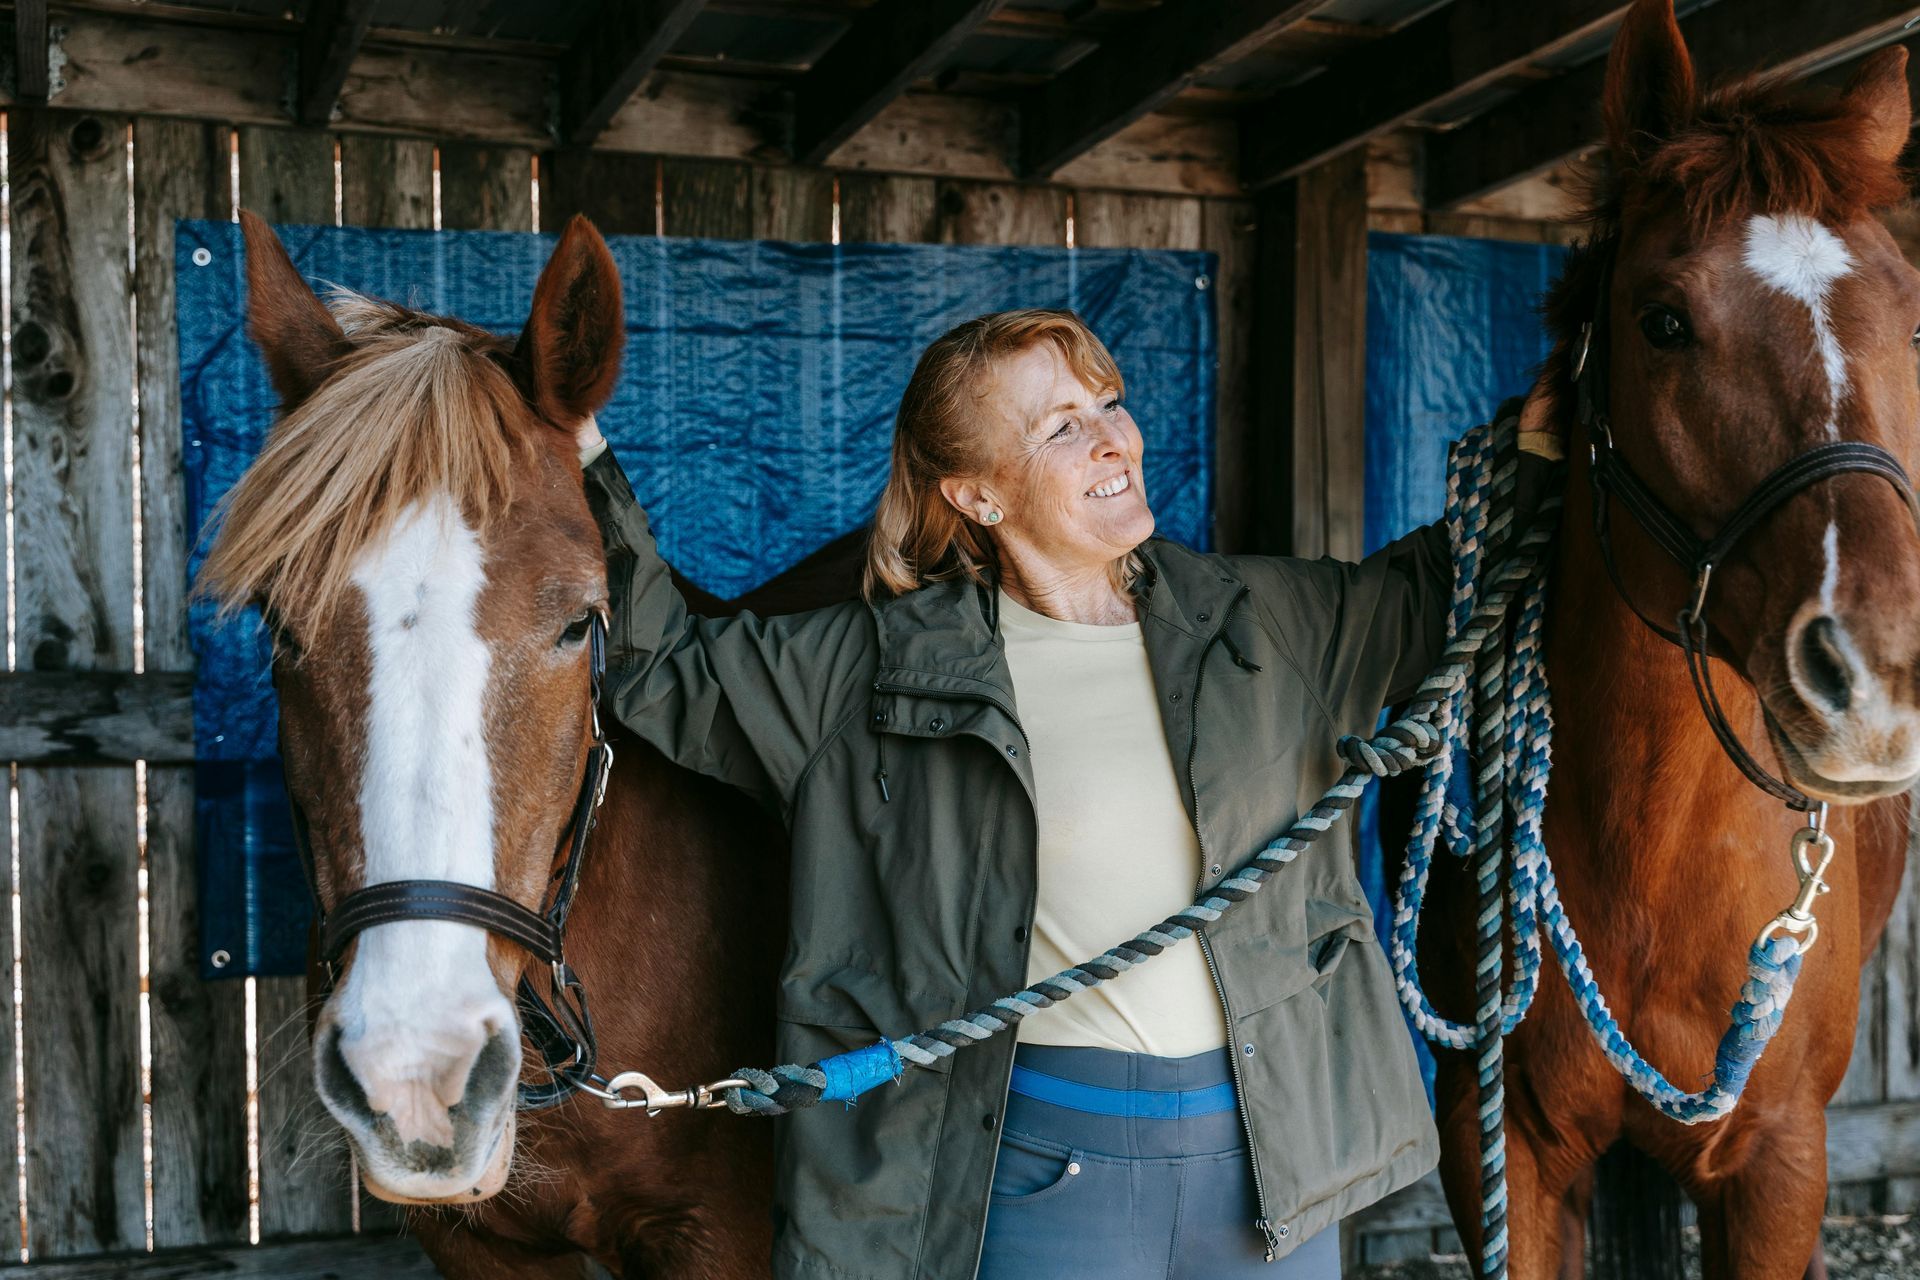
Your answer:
[336,495,513,1148]
[1741,213,1856,440]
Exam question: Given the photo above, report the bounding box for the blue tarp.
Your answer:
[1359,231,1570,1091]
[178,220,1219,977]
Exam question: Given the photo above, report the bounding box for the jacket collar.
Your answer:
[865,539,1247,700]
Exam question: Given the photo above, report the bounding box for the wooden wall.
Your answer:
[0,113,1256,1269]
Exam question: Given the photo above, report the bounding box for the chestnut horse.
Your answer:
[1412,5,1920,1277]
[201,214,865,1276]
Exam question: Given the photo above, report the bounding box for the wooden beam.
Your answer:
[13,0,46,103]
[1241,0,1627,189]
[1018,0,1318,180]
[5,1233,439,1278]
[1426,0,1920,208]
[0,672,194,764]
[558,0,708,147]
[295,0,378,127]
[791,0,1005,164]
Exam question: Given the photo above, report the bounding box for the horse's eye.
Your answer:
[558,611,593,647]
[1639,306,1691,351]
[1910,323,1919,349]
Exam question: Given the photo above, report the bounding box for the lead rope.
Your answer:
[607,417,1828,1278]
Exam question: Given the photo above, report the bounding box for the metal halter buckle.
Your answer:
[595,1070,750,1115]
[1757,803,1834,952]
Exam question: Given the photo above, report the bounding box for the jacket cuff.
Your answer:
[579,437,609,468]
[1517,429,1565,461]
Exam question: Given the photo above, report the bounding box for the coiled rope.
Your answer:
[717,415,1810,1280]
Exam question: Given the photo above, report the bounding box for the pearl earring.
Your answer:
[985,510,1002,525]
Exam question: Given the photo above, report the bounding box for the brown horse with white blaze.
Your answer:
[1416,4,1919,1277]
[200,213,808,1276]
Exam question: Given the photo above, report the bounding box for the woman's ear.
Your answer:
[514,214,625,428]
[940,476,995,526]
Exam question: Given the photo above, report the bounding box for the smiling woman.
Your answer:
[576,292,1561,1277]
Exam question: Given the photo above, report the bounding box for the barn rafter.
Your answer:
[558,0,710,147]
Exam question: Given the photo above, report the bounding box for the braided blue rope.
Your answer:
[718,417,1812,1280]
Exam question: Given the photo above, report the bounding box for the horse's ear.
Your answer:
[514,214,624,428]
[241,209,348,409]
[1843,46,1912,167]
[1602,0,1695,165]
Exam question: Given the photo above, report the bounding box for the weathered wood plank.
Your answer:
[1072,190,1203,251]
[751,167,836,242]
[662,159,753,239]
[337,136,434,230]
[24,11,1238,196]
[134,113,250,1254]
[10,105,142,1259]
[933,180,1065,246]
[0,1232,438,1277]
[237,127,334,226]
[437,143,534,233]
[541,151,658,237]
[14,0,46,103]
[838,173,938,244]
[236,126,357,1242]
[1018,0,1314,179]
[1426,0,1920,208]
[559,0,708,147]
[791,0,1004,165]
[1246,179,1297,556]
[296,0,379,128]
[0,672,193,764]
[1202,199,1256,555]
[1289,151,1368,562]
[1878,799,1920,1209]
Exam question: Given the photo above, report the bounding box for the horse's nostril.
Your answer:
[1797,616,1854,713]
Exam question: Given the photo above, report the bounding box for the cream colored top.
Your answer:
[998,589,1230,1057]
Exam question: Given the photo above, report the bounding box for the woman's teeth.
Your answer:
[1086,472,1131,499]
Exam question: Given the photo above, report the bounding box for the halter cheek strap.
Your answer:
[1574,247,1920,811]
[288,611,616,1111]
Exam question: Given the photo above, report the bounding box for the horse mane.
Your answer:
[1539,68,1911,387]
[198,293,534,625]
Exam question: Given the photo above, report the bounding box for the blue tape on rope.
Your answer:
[818,1041,904,1103]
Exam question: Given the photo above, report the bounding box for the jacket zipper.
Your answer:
[1184,591,1279,1261]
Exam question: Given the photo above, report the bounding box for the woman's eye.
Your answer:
[1638,306,1691,351]
[1051,422,1074,440]
[558,612,593,647]
[1103,398,1121,413]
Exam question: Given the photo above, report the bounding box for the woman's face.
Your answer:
[946,342,1154,574]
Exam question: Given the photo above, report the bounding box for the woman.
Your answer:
[578,310,1557,1279]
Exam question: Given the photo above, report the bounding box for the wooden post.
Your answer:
[133,115,252,1251]
[234,124,358,1242]
[338,136,434,229]
[1288,149,1369,562]
[9,105,143,1258]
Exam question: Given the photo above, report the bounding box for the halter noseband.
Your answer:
[288,611,616,1111]
[1575,243,1920,811]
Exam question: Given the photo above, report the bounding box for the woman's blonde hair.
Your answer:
[863,309,1139,601]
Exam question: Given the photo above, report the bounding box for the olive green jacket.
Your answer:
[585,451,1458,1277]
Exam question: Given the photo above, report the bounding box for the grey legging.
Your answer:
[977,1043,1341,1279]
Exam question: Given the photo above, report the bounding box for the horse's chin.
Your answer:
[1765,719,1920,806]
[357,1111,514,1206]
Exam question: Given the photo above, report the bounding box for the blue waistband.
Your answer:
[1007,1064,1238,1119]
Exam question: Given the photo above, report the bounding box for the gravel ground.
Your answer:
[1352,1215,1920,1279]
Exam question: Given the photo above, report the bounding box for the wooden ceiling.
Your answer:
[12,0,1920,204]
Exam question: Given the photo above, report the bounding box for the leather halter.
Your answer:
[1574,243,1920,811]
[287,612,616,1111]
